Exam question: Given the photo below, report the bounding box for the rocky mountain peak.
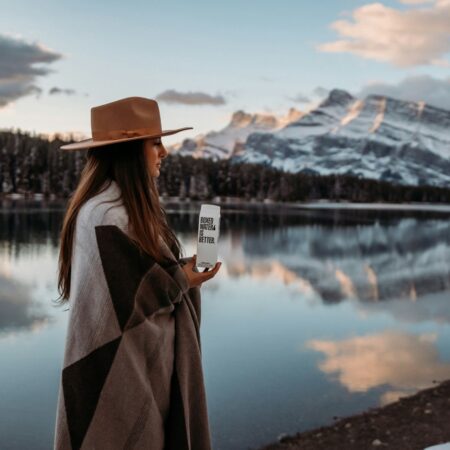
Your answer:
[229,110,254,128]
[229,110,279,129]
[320,88,355,108]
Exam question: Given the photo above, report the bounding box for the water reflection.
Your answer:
[0,272,50,336]
[236,216,450,305]
[306,330,450,406]
[1,203,449,331]
[206,211,450,316]
[358,291,450,325]
[0,203,66,337]
[0,202,449,450]
[0,201,64,250]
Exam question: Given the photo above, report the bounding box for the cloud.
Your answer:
[313,86,330,98]
[0,81,42,106]
[49,87,76,96]
[288,93,311,103]
[316,0,450,67]
[0,33,63,107]
[259,76,276,82]
[155,89,226,105]
[357,74,450,110]
[399,0,434,3]
[306,330,450,406]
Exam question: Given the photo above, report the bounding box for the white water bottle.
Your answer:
[196,204,221,268]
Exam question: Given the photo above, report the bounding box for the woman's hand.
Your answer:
[181,254,222,288]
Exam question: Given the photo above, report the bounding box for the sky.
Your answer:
[0,0,449,145]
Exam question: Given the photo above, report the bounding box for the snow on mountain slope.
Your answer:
[168,88,450,187]
[169,108,303,161]
[239,89,450,187]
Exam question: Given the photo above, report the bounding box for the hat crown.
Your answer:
[91,97,162,141]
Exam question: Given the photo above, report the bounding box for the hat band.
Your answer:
[92,126,161,141]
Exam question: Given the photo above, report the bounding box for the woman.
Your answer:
[53,96,221,450]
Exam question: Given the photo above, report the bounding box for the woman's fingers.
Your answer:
[199,261,221,279]
[191,254,220,274]
[182,255,222,288]
[189,255,199,273]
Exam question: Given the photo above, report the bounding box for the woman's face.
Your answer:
[143,137,169,177]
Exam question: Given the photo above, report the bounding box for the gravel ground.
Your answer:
[256,379,450,450]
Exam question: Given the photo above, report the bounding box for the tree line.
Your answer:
[1,130,449,203]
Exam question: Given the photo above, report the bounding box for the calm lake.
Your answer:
[0,200,449,450]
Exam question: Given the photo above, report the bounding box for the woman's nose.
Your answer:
[160,144,169,159]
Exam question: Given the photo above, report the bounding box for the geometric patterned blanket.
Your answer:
[53,180,212,450]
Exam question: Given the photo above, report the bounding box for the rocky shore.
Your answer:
[257,379,450,450]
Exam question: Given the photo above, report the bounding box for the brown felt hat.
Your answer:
[60,96,193,150]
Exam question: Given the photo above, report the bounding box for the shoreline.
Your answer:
[1,194,450,214]
[256,378,450,450]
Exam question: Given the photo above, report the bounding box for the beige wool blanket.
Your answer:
[54,180,212,450]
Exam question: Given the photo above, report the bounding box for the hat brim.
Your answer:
[59,126,193,150]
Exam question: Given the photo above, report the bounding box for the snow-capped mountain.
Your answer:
[240,89,450,187]
[169,108,303,160]
[171,89,450,188]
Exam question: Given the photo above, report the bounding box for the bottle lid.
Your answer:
[200,204,221,215]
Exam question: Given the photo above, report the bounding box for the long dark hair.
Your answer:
[54,138,184,306]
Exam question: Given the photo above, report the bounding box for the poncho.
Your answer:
[54,180,212,450]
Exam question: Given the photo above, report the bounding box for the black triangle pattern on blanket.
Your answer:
[62,336,122,450]
[94,225,182,333]
[94,225,156,331]
[164,366,190,449]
